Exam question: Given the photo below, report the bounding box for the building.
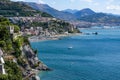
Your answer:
[0,49,6,74]
[0,49,3,56]
[8,26,14,34]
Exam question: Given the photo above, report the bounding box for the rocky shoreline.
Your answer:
[27,33,81,80]
[22,44,52,80]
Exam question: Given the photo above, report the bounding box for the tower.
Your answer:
[9,26,14,34]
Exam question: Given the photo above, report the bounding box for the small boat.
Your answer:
[92,32,98,35]
[68,46,73,49]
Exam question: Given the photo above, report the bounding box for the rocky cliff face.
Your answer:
[23,45,51,71]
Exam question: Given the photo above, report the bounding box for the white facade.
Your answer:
[0,49,3,56]
[0,49,6,74]
[9,26,14,34]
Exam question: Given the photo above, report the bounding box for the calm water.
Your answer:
[31,28,120,80]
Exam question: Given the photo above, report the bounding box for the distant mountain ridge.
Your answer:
[25,2,77,21]
[79,13,120,23]
[25,2,120,24]
[74,8,96,18]
[62,9,79,14]
[63,8,95,17]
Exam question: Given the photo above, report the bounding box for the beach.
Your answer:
[28,33,81,42]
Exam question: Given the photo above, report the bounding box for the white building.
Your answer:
[8,26,14,34]
[0,49,6,74]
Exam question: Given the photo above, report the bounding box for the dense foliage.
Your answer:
[0,17,13,52]
[2,61,22,80]
[0,1,52,17]
[0,17,22,53]
[0,61,22,80]
[0,17,25,80]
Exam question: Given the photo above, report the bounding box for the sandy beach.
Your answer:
[28,33,81,42]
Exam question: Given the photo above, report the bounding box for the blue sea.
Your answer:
[31,28,120,80]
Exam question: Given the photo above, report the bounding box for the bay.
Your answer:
[31,28,120,80]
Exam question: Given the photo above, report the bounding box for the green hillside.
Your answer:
[79,13,120,23]
[0,16,23,79]
[0,0,52,17]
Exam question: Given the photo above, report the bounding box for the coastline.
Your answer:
[28,33,81,80]
[23,44,51,80]
[29,33,81,42]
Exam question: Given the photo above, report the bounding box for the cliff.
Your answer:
[0,17,50,80]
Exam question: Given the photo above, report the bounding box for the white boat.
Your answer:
[68,46,73,49]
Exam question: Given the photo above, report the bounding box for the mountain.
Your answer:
[24,2,120,24]
[0,0,52,17]
[62,9,79,14]
[0,1,80,79]
[66,8,120,24]
[74,8,96,18]
[25,2,77,21]
[79,13,120,23]
[0,1,79,34]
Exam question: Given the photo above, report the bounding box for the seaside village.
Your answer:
[9,17,75,41]
[0,16,76,79]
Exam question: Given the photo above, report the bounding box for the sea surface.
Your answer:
[31,28,120,80]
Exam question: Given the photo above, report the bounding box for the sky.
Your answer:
[11,0,120,14]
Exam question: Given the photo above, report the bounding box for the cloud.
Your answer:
[12,0,25,1]
[70,0,93,3]
[106,0,115,5]
[109,0,114,3]
[106,5,120,10]
[70,0,75,2]
[38,0,45,4]
[94,2,99,6]
[84,0,93,3]
[52,1,56,5]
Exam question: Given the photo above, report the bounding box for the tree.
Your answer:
[0,75,8,80]
[4,61,22,80]
[14,25,20,33]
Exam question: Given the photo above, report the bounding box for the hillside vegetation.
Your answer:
[79,13,120,23]
[0,17,23,79]
[0,0,52,17]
